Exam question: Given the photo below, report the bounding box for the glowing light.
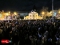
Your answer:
[0,14,2,17]
[14,12,17,15]
[50,11,52,14]
[1,39,10,44]
[5,12,10,16]
[53,12,57,16]
[5,13,9,16]
[41,11,45,15]
[58,10,60,13]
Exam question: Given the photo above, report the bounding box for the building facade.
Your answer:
[0,10,19,20]
[24,11,43,20]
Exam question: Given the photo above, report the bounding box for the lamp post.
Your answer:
[52,0,55,22]
[41,11,45,19]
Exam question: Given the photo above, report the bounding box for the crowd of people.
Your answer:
[0,19,60,45]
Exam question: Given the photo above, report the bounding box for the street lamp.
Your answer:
[41,11,45,19]
[58,9,60,14]
[59,11,60,14]
[6,13,9,16]
[5,11,10,16]
[42,11,45,15]
[14,12,17,15]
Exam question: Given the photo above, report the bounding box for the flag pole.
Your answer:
[52,0,53,17]
[52,0,54,22]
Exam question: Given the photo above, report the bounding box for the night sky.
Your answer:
[0,0,60,11]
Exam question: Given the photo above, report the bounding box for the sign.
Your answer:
[53,12,57,16]
[1,39,11,44]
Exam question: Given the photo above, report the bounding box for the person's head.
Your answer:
[15,33,17,35]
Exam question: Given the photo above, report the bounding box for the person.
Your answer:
[0,29,3,44]
[12,33,19,45]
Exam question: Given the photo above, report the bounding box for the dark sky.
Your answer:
[0,0,60,11]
